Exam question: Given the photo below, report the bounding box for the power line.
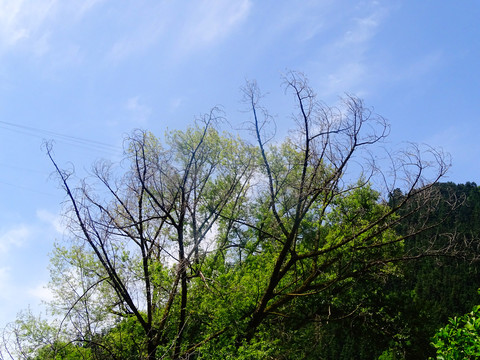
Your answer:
[0,120,123,155]
[0,162,50,176]
[0,180,55,197]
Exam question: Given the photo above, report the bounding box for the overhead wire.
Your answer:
[0,120,123,155]
[0,120,125,195]
[0,179,55,197]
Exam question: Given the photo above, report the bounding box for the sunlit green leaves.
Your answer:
[431,298,480,360]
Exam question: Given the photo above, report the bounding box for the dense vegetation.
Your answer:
[308,182,480,359]
[2,73,479,359]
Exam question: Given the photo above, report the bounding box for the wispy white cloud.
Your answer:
[27,282,54,303]
[0,1,28,46]
[126,96,152,125]
[323,62,368,98]
[0,0,104,63]
[314,2,391,97]
[337,10,385,48]
[0,0,251,68]
[170,97,183,112]
[307,0,447,101]
[0,225,31,254]
[0,211,63,259]
[106,0,251,63]
[75,0,106,19]
[106,11,168,64]
[0,218,53,328]
[0,0,57,51]
[175,0,251,54]
[279,1,339,43]
[0,268,51,330]
[36,209,65,235]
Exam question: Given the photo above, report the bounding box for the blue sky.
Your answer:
[0,0,479,329]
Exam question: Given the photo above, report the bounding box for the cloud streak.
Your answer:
[0,0,105,63]
[0,225,30,254]
[27,282,54,303]
[126,96,152,125]
[106,0,251,63]
[314,1,391,97]
[0,0,56,51]
[175,0,251,53]
[36,209,65,235]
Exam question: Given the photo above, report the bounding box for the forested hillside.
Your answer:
[311,182,480,359]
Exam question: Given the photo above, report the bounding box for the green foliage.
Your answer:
[3,73,464,360]
[431,298,480,359]
[34,342,93,360]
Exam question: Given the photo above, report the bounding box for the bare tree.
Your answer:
[43,112,256,359]
[2,72,458,359]
[237,71,452,341]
